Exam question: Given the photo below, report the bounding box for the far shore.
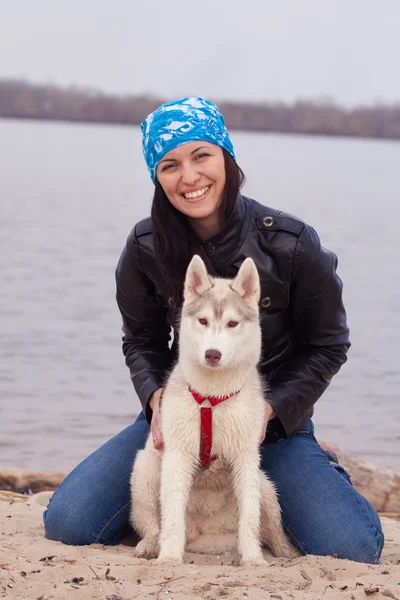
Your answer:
[1,79,400,142]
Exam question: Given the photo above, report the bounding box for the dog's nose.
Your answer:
[205,349,221,364]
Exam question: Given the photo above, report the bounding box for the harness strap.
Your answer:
[188,385,240,468]
[199,406,215,466]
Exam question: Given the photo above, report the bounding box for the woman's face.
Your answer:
[156,141,226,226]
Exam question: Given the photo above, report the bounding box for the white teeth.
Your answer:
[184,186,209,199]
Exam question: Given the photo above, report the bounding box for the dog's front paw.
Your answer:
[157,549,184,566]
[240,556,266,567]
[134,537,159,560]
[157,556,183,566]
[240,548,266,567]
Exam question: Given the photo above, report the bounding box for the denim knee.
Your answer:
[43,488,132,546]
[340,526,384,564]
[43,491,93,546]
[284,511,384,565]
[43,414,149,546]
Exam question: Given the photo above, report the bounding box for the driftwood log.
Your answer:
[0,451,399,513]
[335,451,400,514]
[0,468,65,494]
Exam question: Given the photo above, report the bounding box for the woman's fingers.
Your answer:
[259,402,276,444]
[151,395,164,450]
[152,418,164,450]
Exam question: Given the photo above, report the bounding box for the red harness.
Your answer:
[188,386,238,468]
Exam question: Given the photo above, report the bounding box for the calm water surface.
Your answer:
[1,119,399,472]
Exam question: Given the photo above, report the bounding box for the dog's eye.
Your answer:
[198,318,208,326]
[227,320,238,328]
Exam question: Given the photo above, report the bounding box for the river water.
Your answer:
[1,119,399,473]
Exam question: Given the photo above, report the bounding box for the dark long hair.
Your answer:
[151,149,245,295]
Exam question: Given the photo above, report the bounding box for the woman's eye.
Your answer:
[195,153,209,160]
[227,320,238,328]
[198,318,208,326]
[161,163,176,172]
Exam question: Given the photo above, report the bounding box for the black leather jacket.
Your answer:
[115,195,350,441]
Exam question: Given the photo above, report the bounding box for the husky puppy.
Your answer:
[130,255,295,565]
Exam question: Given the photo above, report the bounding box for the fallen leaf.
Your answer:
[382,589,398,599]
[105,568,116,581]
[64,577,84,585]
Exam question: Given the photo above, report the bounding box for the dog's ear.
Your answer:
[184,255,213,299]
[231,258,260,304]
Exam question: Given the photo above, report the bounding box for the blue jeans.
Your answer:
[43,413,384,563]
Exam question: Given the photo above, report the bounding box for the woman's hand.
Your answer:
[259,402,276,445]
[149,388,164,450]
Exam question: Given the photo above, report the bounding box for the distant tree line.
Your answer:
[0,79,399,140]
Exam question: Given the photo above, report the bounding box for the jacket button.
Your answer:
[168,297,175,307]
[263,216,274,227]
[260,296,271,308]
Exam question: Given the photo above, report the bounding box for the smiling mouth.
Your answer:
[182,185,211,201]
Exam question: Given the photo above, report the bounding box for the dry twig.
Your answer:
[88,565,100,579]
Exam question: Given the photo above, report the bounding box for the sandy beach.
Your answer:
[0,491,399,600]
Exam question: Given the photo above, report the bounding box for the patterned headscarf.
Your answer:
[141,97,236,183]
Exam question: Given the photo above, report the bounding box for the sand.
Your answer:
[0,492,399,600]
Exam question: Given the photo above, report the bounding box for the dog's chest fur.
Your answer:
[161,364,265,465]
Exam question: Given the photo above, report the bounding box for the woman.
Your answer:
[44,97,384,563]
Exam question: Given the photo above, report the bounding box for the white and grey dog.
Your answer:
[130,255,295,565]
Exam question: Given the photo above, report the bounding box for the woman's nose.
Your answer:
[181,163,200,185]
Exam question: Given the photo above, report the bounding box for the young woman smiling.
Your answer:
[43,97,384,564]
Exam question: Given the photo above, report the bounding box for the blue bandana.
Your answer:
[141,97,236,183]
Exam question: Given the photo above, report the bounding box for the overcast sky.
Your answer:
[0,0,399,106]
